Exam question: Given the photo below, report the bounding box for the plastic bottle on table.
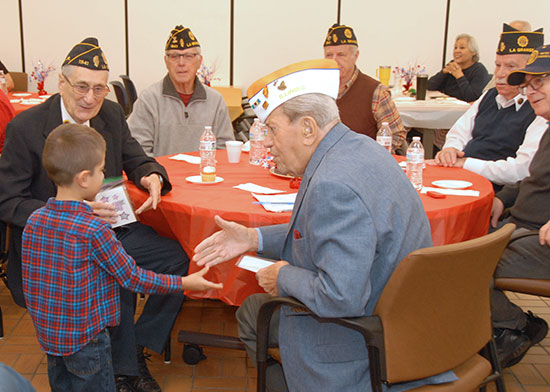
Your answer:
[407,136,424,190]
[376,121,392,153]
[200,125,216,182]
[249,118,267,165]
[0,71,7,95]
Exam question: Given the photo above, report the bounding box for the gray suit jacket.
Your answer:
[259,123,456,391]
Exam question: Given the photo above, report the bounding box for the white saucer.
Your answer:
[186,175,224,184]
[20,100,41,105]
[432,180,473,189]
[10,99,20,103]
[12,93,31,97]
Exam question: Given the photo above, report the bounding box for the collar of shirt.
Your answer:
[60,98,91,126]
[495,93,528,111]
[46,197,93,214]
[338,67,359,99]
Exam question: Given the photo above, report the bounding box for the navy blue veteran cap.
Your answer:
[323,24,358,47]
[507,44,550,85]
[165,25,200,50]
[62,37,109,71]
[497,23,543,55]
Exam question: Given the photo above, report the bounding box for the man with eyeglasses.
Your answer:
[128,25,234,157]
[486,44,550,369]
[434,24,547,191]
[0,37,190,392]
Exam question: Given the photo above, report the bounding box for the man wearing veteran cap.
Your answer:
[435,24,547,190]
[323,23,407,154]
[487,44,550,369]
[128,25,234,156]
[0,38,189,392]
[192,59,457,391]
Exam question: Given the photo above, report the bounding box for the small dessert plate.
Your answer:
[431,180,473,189]
[185,175,224,184]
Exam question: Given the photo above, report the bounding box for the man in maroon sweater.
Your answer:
[323,24,406,154]
[489,44,550,369]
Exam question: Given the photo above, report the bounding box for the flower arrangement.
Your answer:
[197,61,220,86]
[29,60,56,95]
[394,63,426,93]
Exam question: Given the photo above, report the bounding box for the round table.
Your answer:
[8,92,50,115]
[127,153,493,305]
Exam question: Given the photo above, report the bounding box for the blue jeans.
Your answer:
[47,329,115,392]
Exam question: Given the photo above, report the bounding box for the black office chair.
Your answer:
[119,75,138,114]
[110,81,131,118]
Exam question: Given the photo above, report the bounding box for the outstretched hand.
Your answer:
[193,215,259,267]
[182,265,223,291]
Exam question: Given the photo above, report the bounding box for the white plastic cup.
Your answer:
[225,141,243,163]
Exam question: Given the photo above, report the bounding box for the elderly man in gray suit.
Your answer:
[193,59,457,391]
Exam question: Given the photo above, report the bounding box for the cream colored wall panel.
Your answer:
[1,0,22,72]
[341,0,447,82]
[447,0,550,77]
[21,0,125,95]
[128,0,231,94]
[234,0,337,93]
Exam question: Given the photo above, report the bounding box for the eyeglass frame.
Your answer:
[62,74,110,98]
[518,73,550,95]
[165,52,201,63]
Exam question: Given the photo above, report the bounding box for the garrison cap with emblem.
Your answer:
[323,23,358,47]
[165,25,200,50]
[247,59,340,122]
[62,37,109,71]
[496,23,543,55]
[507,45,550,85]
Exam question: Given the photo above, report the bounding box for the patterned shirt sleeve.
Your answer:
[371,84,406,153]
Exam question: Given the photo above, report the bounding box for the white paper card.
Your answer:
[95,179,138,228]
[233,183,285,194]
[420,186,480,197]
[169,153,201,164]
[237,255,275,273]
[252,193,297,212]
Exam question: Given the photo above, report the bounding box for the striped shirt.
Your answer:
[22,198,182,356]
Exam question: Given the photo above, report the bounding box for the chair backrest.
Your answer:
[374,223,515,383]
[110,81,130,117]
[119,75,138,107]
[10,72,28,92]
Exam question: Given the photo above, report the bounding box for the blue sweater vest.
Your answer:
[463,88,536,161]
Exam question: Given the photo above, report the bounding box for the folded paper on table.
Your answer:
[252,192,297,212]
[237,255,275,273]
[95,177,138,228]
[421,187,480,197]
[233,183,285,194]
[169,153,201,164]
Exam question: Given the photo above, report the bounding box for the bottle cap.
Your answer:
[412,136,421,141]
[382,122,389,126]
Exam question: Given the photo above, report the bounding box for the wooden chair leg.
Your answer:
[0,305,4,338]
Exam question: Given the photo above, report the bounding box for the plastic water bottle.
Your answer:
[0,71,7,95]
[249,118,267,165]
[407,136,424,190]
[376,122,392,153]
[200,126,216,182]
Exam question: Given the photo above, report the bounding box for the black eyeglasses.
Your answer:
[518,74,550,95]
[165,52,200,63]
[62,74,110,97]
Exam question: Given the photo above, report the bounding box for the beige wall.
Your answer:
[2,0,550,98]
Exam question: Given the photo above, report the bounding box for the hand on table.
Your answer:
[539,220,550,247]
[181,266,223,291]
[193,215,259,267]
[256,261,289,296]
[86,200,117,224]
[435,147,464,167]
[135,173,162,214]
[490,197,505,228]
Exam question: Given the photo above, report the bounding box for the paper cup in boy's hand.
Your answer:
[226,141,243,163]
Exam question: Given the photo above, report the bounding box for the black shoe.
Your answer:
[522,311,549,345]
[115,375,138,392]
[136,345,161,392]
[494,328,531,368]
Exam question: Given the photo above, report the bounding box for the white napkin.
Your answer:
[169,154,201,164]
[234,183,285,194]
[421,186,480,197]
[252,193,297,212]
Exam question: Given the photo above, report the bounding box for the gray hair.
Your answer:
[456,33,480,63]
[279,93,340,129]
[61,64,78,78]
[165,46,202,55]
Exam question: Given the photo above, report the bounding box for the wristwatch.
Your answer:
[157,173,164,186]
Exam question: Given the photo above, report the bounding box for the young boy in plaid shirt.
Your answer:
[22,123,222,391]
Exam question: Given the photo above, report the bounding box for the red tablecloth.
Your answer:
[127,153,493,305]
[8,92,48,115]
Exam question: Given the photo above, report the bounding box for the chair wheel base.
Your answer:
[182,344,207,365]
